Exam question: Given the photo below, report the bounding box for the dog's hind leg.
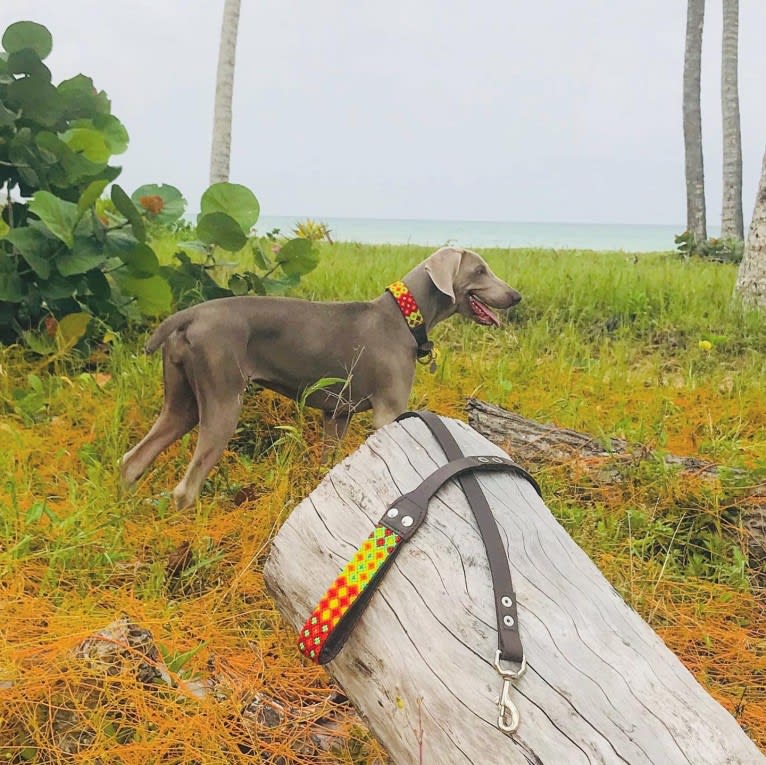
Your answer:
[170,348,246,510]
[171,394,242,510]
[120,348,199,487]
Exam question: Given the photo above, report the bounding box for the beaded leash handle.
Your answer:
[297,525,401,662]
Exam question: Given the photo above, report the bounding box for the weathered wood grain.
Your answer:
[264,416,764,765]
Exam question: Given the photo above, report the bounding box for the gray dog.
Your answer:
[120,246,521,508]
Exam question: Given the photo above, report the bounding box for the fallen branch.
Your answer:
[466,398,766,567]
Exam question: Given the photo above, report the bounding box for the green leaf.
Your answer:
[78,180,109,212]
[131,183,186,224]
[177,241,209,256]
[86,268,110,299]
[251,241,270,270]
[6,77,63,127]
[57,312,91,347]
[37,272,78,301]
[7,48,51,80]
[117,273,172,316]
[93,113,128,154]
[200,182,259,234]
[25,501,45,524]
[228,274,248,296]
[5,225,56,278]
[104,230,137,260]
[22,328,58,356]
[228,271,265,296]
[0,101,17,127]
[105,232,157,276]
[36,131,106,183]
[262,274,300,295]
[2,21,53,59]
[56,236,105,276]
[159,255,233,307]
[160,641,208,674]
[196,212,247,252]
[123,243,159,277]
[9,128,48,189]
[275,238,319,277]
[110,184,146,243]
[57,74,110,120]
[60,127,110,163]
[0,267,24,302]
[29,191,80,248]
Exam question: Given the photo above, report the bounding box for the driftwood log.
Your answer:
[466,398,766,567]
[264,416,763,765]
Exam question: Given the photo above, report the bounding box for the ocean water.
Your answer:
[257,216,715,253]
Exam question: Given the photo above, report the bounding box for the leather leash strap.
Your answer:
[296,410,540,733]
[397,411,540,665]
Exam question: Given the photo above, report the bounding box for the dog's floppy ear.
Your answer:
[424,247,463,303]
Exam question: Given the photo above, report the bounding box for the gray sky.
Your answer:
[6,1,766,225]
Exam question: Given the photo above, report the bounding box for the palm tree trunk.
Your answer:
[209,0,242,185]
[683,0,707,241]
[735,148,766,308]
[721,0,744,240]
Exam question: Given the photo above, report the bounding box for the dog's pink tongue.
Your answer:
[471,297,501,326]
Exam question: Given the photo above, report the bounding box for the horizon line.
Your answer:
[256,214,696,229]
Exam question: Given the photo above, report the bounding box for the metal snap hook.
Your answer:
[497,676,520,734]
[494,650,525,735]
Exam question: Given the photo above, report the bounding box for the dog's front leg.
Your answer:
[370,369,413,430]
[371,395,410,430]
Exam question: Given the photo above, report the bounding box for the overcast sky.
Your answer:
[5,1,766,225]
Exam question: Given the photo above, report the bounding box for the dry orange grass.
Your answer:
[0,325,764,762]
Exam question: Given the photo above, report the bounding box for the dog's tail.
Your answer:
[144,310,193,354]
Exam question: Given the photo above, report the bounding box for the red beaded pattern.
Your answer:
[297,524,401,662]
[387,281,424,329]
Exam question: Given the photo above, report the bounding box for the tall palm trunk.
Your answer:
[683,0,707,241]
[721,0,744,240]
[735,148,766,308]
[209,0,242,185]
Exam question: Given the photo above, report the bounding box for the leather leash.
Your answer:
[296,410,541,734]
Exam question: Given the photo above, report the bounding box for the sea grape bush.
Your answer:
[0,20,318,347]
[674,231,744,263]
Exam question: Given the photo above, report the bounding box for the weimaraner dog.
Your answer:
[121,247,521,508]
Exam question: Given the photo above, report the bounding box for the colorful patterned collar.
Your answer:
[386,280,434,362]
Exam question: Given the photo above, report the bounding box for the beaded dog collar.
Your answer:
[385,281,435,364]
[296,410,542,734]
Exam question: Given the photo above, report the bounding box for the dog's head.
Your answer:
[424,247,521,326]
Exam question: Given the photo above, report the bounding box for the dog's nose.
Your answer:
[507,289,522,307]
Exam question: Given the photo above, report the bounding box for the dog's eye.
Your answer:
[475,265,487,276]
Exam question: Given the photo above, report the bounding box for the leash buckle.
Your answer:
[416,344,439,373]
[494,650,526,735]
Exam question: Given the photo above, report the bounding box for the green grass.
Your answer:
[1,240,765,762]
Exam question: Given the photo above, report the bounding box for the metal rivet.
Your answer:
[387,508,399,518]
[501,596,513,608]
[478,456,489,463]
[402,516,413,527]
[503,615,515,627]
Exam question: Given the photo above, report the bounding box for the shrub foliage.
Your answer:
[0,20,317,347]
